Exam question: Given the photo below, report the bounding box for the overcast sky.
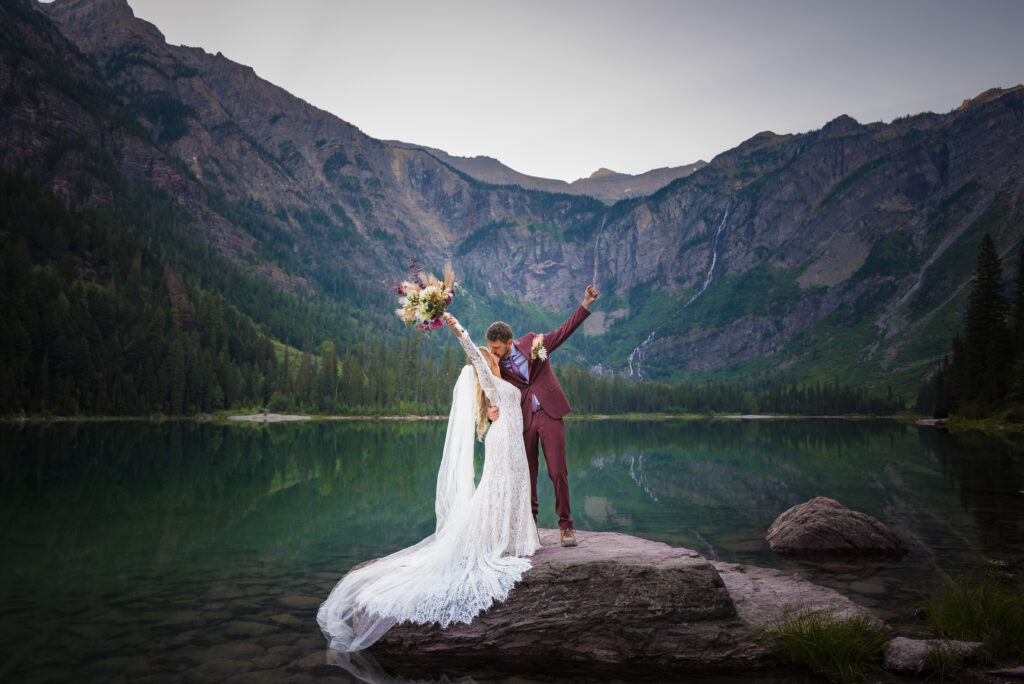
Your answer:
[125,0,1024,182]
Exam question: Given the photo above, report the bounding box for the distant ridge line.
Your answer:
[382,139,706,202]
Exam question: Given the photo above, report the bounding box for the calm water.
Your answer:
[1,418,1022,683]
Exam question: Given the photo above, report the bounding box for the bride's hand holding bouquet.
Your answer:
[443,312,465,337]
[393,262,457,333]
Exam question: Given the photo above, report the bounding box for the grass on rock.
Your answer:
[923,643,966,682]
[757,610,889,683]
[919,565,1024,661]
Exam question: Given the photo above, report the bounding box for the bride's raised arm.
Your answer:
[444,313,498,403]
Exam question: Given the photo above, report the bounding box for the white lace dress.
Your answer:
[317,330,540,652]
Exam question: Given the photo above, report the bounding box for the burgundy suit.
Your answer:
[499,304,590,529]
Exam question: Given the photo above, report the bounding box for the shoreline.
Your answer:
[2,412,914,425]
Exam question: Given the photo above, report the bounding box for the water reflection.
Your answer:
[0,418,1022,682]
[920,426,1024,562]
[561,419,1024,570]
[1,421,444,599]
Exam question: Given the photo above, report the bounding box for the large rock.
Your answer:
[368,529,878,679]
[709,559,881,628]
[883,636,985,675]
[766,496,905,556]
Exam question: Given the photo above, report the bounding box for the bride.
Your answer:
[317,312,540,652]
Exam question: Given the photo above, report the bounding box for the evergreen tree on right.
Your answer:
[965,234,1012,408]
[1009,247,1024,403]
[925,233,1016,417]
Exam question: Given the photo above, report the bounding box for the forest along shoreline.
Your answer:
[2,412,924,423]
[8,412,1024,438]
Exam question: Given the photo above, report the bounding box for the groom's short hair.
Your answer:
[486,321,514,342]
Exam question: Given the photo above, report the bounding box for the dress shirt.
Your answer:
[504,345,540,412]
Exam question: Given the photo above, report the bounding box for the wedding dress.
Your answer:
[317,329,540,652]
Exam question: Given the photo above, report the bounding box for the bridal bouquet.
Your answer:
[393,262,457,332]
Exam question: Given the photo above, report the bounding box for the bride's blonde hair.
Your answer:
[468,347,497,441]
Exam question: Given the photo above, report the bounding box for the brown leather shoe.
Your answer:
[560,528,578,547]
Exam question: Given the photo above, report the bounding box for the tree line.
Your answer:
[558,364,902,416]
[918,233,1024,417]
[0,169,447,416]
[0,169,904,418]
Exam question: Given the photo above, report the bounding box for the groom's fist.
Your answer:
[583,285,599,309]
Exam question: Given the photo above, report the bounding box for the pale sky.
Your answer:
[124,0,1024,182]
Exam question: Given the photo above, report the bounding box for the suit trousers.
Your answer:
[523,408,573,529]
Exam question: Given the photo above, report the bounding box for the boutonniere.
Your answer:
[530,335,548,361]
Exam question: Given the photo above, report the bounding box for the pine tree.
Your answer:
[167,337,186,414]
[964,234,1011,408]
[318,341,338,410]
[1012,247,1024,348]
[297,338,314,407]
[277,348,293,396]
[1006,248,1024,404]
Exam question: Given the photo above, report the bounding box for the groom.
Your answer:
[485,285,598,547]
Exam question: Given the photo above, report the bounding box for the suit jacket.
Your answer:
[500,304,590,425]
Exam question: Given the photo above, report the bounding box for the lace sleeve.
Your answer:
[457,331,498,403]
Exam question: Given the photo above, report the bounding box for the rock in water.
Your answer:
[883,637,985,675]
[766,496,905,556]
[367,529,877,679]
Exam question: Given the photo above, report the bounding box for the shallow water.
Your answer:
[1,418,1022,682]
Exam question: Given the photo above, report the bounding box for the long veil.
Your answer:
[434,365,477,535]
[317,365,479,654]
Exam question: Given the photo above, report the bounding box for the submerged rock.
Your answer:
[766,496,905,556]
[367,529,877,679]
[883,636,985,675]
[986,665,1024,678]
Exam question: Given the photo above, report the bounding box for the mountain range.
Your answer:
[381,140,707,203]
[4,0,1024,398]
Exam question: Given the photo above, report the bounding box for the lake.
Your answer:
[1,418,1022,682]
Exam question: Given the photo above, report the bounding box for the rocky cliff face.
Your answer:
[8,0,1024,391]
[448,85,1024,389]
[602,91,1024,386]
[37,0,604,278]
[0,0,202,209]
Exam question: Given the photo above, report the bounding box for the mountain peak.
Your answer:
[821,114,860,137]
[40,0,167,51]
[40,0,135,19]
[588,167,621,179]
[957,85,1024,111]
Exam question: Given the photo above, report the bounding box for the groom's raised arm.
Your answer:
[543,285,598,354]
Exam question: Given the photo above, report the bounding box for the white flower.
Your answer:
[530,335,548,361]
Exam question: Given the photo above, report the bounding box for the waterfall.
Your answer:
[625,200,732,378]
[592,216,605,285]
[598,213,660,380]
[685,199,731,307]
[628,329,657,379]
